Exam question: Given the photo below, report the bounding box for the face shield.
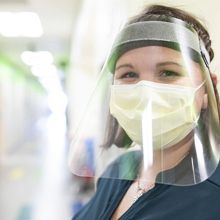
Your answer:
[68,16,220,186]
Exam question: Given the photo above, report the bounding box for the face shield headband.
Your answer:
[108,18,210,73]
[68,16,220,186]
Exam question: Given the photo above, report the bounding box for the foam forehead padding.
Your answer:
[107,17,207,73]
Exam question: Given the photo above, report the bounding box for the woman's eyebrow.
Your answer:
[115,64,134,70]
[156,62,185,68]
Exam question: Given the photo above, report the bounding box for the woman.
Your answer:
[69,4,220,220]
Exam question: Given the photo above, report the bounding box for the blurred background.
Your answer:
[0,0,219,219]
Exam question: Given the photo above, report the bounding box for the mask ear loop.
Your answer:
[195,80,206,92]
[194,80,206,123]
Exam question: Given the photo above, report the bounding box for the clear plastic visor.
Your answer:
[68,17,220,186]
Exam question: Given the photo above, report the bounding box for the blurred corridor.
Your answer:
[0,86,94,219]
[0,111,72,220]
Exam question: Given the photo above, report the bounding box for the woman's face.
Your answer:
[114,46,207,113]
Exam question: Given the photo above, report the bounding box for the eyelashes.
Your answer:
[158,70,181,77]
[117,70,182,79]
[120,72,139,79]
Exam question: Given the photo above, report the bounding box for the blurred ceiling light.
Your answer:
[31,64,57,77]
[38,77,63,92]
[0,12,43,37]
[48,92,68,113]
[21,51,54,66]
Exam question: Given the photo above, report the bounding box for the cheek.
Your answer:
[113,78,123,85]
[188,67,204,88]
[113,75,119,85]
[193,89,206,115]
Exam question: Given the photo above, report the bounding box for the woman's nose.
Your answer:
[138,72,155,82]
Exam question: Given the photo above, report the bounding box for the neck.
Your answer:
[139,131,194,183]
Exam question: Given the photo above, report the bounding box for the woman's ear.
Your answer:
[202,94,208,109]
[211,73,218,85]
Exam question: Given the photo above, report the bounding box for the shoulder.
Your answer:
[207,160,220,186]
[72,177,123,220]
[101,150,143,179]
[72,151,142,220]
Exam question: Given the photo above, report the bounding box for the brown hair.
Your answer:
[103,4,220,149]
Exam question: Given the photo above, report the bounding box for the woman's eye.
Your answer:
[159,70,180,77]
[121,72,138,78]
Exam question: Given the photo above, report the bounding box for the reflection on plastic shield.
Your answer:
[68,16,220,186]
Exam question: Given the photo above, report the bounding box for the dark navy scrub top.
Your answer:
[72,151,220,220]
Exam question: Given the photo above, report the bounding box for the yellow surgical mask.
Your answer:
[110,80,205,149]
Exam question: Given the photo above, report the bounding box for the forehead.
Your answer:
[116,46,194,66]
